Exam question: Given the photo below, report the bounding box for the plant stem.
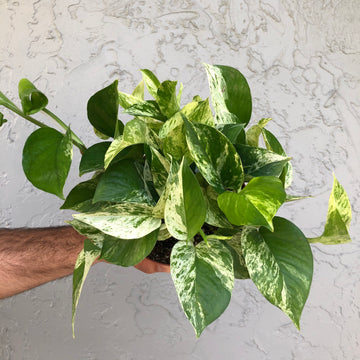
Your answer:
[199,228,210,247]
[5,104,47,129]
[42,108,87,153]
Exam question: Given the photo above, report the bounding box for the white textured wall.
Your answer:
[0,1,359,359]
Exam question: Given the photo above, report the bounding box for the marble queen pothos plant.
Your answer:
[0,64,352,337]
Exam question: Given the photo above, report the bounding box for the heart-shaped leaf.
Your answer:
[203,63,252,126]
[241,217,313,329]
[217,176,286,231]
[18,79,48,115]
[22,127,73,199]
[170,239,234,337]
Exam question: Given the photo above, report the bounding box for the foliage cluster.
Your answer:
[0,64,352,337]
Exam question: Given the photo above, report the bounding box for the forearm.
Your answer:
[0,226,86,299]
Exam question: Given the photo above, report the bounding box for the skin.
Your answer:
[0,227,89,299]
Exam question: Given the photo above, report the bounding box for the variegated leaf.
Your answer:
[202,185,232,228]
[170,239,234,337]
[72,238,101,337]
[308,175,352,245]
[235,144,291,180]
[183,115,244,193]
[242,218,313,329]
[132,79,144,99]
[156,80,180,118]
[246,118,271,147]
[261,128,293,188]
[141,69,160,98]
[181,98,214,126]
[124,100,166,121]
[216,123,246,145]
[164,159,206,240]
[150,147,170,194]
[73,203,161,239]
[203,63,252,126]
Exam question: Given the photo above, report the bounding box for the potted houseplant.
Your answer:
[0,64,352,338]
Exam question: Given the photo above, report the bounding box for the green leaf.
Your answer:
[72,238,101,337]
[235,144,291,179]
[203,64,252,126]
[100,228,159,266]
[223,231,250,279]
[217,123,246,145]
[170,239,234,337]
[79,142,111,176]
[202,185,232,228]
[69,219,105,248]
[132,79,144,100]
[18,79,48,115]
[123,118,146,144]
[118,91,142,110]
[183,115,244,193]
[93,128,110,140]
[0,112,7,127]
[93,159,154,205]
[246,118,271,147]
[118,79,145,109]
[70,217,158,266]
[157,223,171,240]
[141,69,161,98]
[150,147,170,194]
[261,129,293,188]
[160,113,189,161]
[217,176,286,231]
[156,80,180,118]
[182,98,214,126]
[22,127,72,199]
[73,203,161,239]
[165,158,206,240]
[61,177,99,211]
[87,80,119,138]
[242,217,313,329]
[124,100,166,121]
[177,82,183,106]
[309,175,352,245]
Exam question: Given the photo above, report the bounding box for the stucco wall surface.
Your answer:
[0,1,359,359]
